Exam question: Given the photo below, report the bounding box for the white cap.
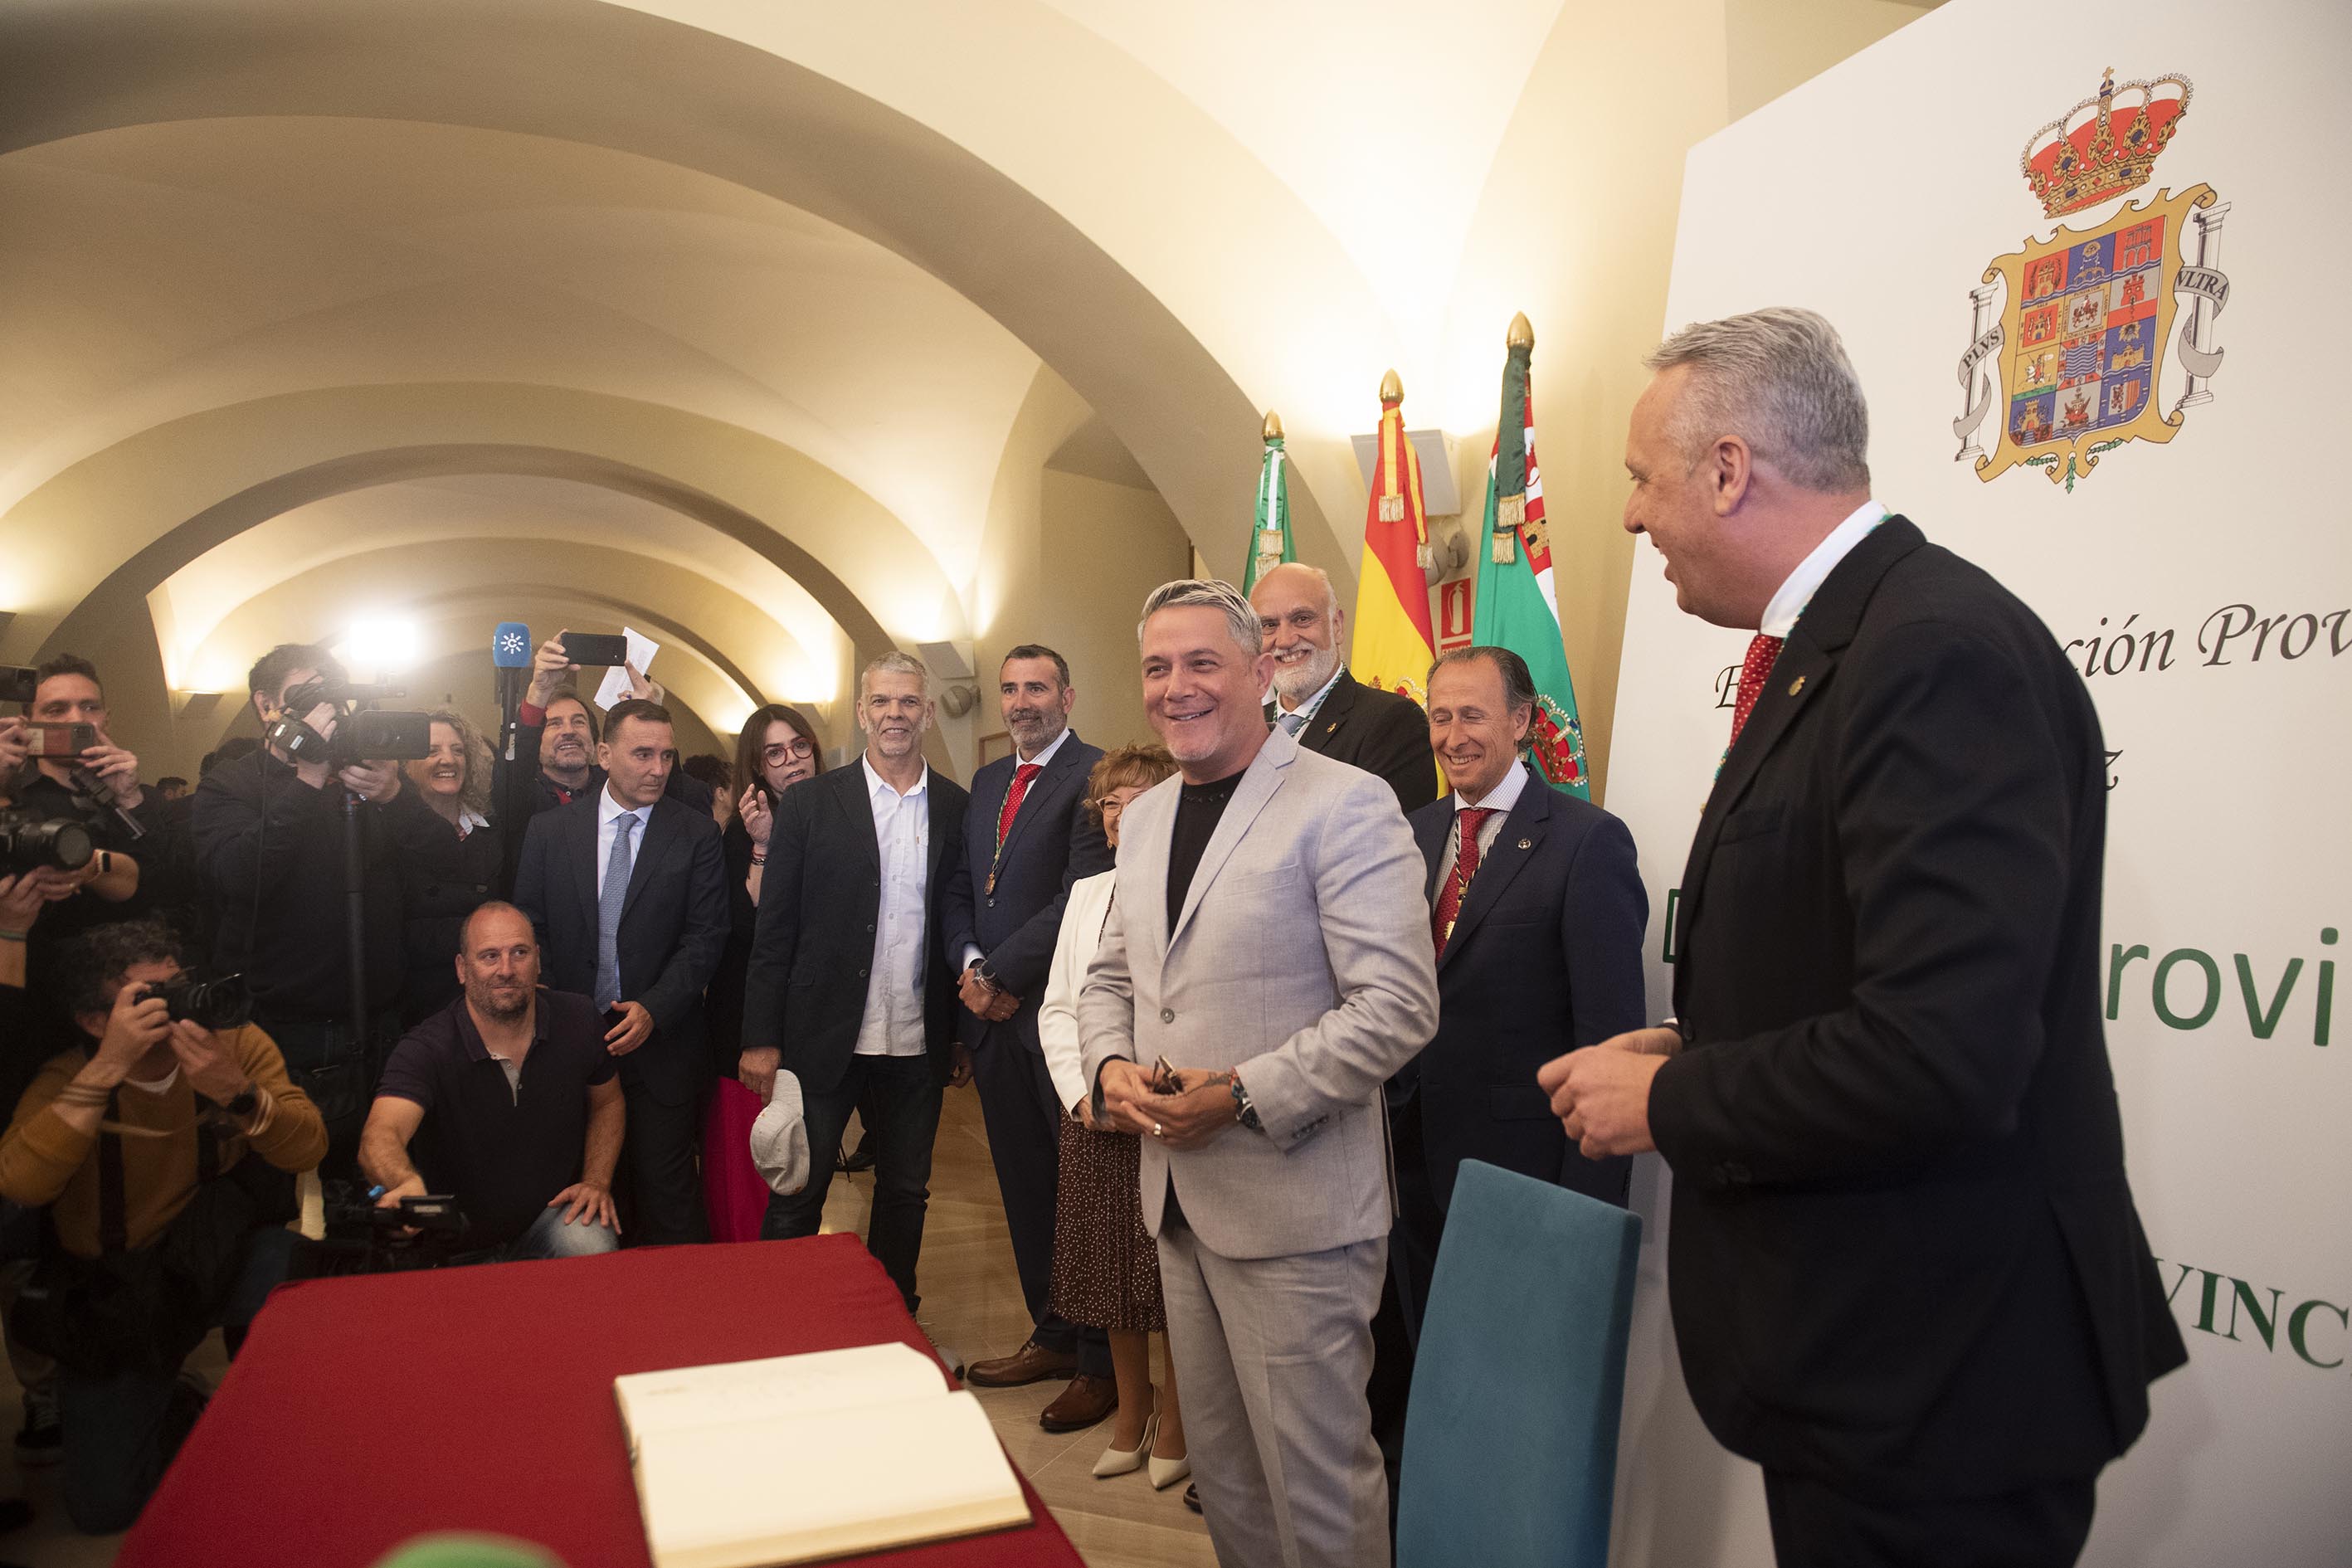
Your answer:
[748,1070,811,1196]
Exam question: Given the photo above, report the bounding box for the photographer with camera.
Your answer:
[2,656,179,957]
[359,903,623,1262]
[0,920,324,1533]
[189,644,459,1177]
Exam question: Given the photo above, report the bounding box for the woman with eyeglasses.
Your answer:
[703,704,826,1240]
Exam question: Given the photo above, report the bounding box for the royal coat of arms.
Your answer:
[1953,69,2233,489]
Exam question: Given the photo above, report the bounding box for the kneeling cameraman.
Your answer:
[359,903,623,1262]
[0,921,325,1533]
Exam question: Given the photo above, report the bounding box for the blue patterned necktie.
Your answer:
[1278,710,1307,737]
[594,812,638,1011]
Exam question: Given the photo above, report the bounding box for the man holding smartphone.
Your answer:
[491,631,712,898]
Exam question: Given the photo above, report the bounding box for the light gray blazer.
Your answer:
[1078,728,1439,1260]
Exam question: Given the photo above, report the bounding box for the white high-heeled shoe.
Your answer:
[1093,1410,1159,1478]
[1147,1445,1191,1490]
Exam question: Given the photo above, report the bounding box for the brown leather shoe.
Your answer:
[962,1340,1078,1389]
[1039,1372,1117,1432]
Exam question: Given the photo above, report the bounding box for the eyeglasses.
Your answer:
[762,738,816,762]
[1096,796,1131,818]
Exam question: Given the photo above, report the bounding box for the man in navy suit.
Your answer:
[1397,645,1647,1333]
[1545,308,2182,1566]
[514,698,728,1244]
[741,654,972,1314]
[942,646,1116,1429]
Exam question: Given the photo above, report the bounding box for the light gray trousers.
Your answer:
[1157,1220,1390,1568]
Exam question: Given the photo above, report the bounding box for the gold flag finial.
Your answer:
[1379,368,1404,403]
[1507,311,1535,349]
[1262,410,1283,441]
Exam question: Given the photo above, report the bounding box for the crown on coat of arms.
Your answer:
[2020,68,2193,219]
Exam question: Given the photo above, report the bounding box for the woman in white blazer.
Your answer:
[1038,743,1188,1489]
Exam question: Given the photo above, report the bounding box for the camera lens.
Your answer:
[0,816,95,874]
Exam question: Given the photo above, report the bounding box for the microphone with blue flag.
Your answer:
[494,621,533,761]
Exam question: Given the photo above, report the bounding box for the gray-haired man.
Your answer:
[1081,579,1438,1568]
[742,652,972,1312]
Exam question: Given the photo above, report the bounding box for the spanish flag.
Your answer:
[1348,370,1438,706]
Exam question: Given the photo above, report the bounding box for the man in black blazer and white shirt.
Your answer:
[1400,645,1647,1333]
[1249,562,1437,814]
[742,653,971,1313]
[1545,309,2184,1567]
[514,698,728,1244]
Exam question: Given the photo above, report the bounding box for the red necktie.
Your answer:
[1729,633,1785,746]
[996,762,1042,844]
[1433,807,1496,957]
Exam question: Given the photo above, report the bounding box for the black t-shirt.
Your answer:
[1166,769,1247,929]
[375,989,616,1248]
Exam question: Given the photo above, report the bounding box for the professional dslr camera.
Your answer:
[0,809,95,875]
[136,970,254,1031]
[263,679,434,769]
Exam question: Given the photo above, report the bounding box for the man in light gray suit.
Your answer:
[1080,578,1439,1568]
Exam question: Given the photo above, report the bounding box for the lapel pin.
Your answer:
[1788,674,1807,696]
[1517,838,1532,850]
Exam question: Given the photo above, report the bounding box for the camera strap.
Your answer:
[97,1091,127,1255]
[91,1078,227,1257]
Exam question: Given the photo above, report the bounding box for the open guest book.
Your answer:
[615,1341,1031,1567]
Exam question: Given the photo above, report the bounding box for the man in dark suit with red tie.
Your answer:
[1397,646,1647,1336]
[942,645,1116,1429]
[1543,308,2184,1566]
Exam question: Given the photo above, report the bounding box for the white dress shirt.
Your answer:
[857,757,933,1059]
[595,786,653,898]
[1759,500,1888,638]
[1435,756,1530,889]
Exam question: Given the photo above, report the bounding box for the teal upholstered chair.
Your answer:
[1394,1158,1643,1568]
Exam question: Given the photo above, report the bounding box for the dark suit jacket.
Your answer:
[512,792,728,1108]
[1272,669,1438,813]
[1648,515,2186,1500]
[1406,777,1646,1212]
[941,733,1112,1054]
[490,707,714,899]
[743,762,971,1096]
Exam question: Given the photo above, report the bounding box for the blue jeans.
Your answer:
[762,1054,942,1313]
[58,1227,295,1535]
[488,1204,621,1263]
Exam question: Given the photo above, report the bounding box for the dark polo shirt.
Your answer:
[377,988,616,1248]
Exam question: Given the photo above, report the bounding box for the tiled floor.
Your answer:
[0,1087,1215,1567]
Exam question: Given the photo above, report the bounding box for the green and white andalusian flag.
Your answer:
[1241,411,1296,593]
[1472,315,1590,797]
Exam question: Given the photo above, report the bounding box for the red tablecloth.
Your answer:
[117,1235,1082,1568]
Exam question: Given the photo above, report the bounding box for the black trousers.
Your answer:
[617,1081,709,1246]
[1366,1093,1441,1523]
[258,1007,399,1186]
[1763,1470,2098,1568]
[763,1054,942,1313]
[970,1034,1110,1375]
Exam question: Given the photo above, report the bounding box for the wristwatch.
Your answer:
[224,1085,261,1120]
[1228,1070,1261,1132]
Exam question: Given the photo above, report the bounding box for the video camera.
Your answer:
[263,680,433,768]
[137,970,254,1031]
[289,1184,472,1279]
